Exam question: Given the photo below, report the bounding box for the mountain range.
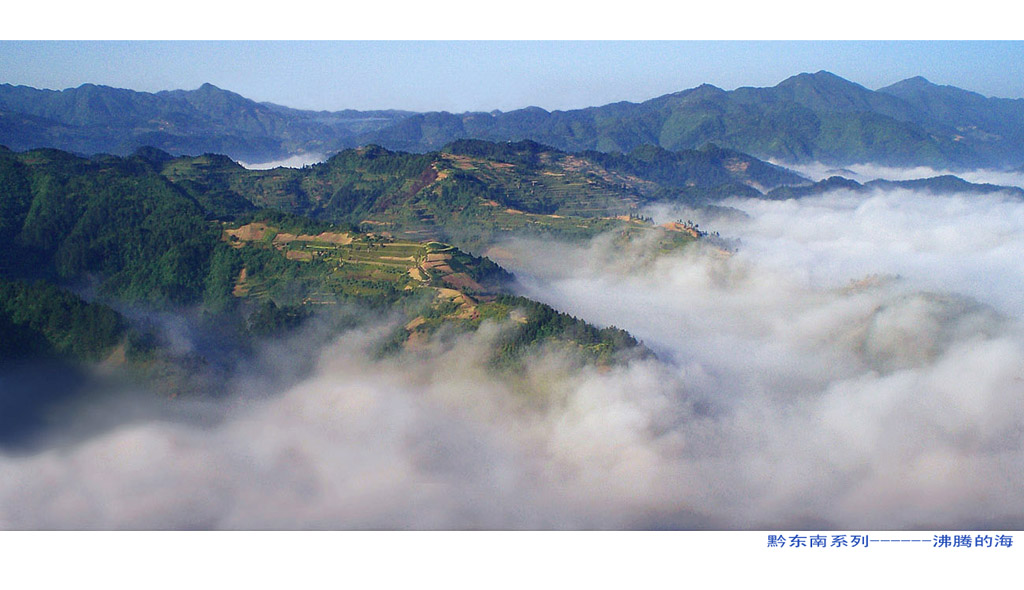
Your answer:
[3,72,1024,169]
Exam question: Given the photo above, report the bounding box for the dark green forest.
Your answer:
[0,278,124,361]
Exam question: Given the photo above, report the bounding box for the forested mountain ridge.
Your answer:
[4,136,1019,380]
[0,144,648,379]
[153,139,803,249]
[4,72,1024,168]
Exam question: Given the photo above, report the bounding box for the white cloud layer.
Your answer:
[238,153,325,170]
[777,160,1024,189]
[2,177,1024,530]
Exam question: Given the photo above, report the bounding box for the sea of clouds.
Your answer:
[777,160,1024,190]
[496,183,1024,529]
[238,153,325,170]
[1,170,1023,530]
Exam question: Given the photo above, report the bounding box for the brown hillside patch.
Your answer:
[435,288,478,319]
[225,222,272,242]
[232,267,250,297]
[424,253,452,263]
[274,231,352,247]
[436,288,469,302]
[406,167,439,197]
[315,232,353,244]
[422,261,453,273]
[561,155,588,172]
[444,154,477,170]
[661,222,701,238]
[285,250,314,261]
[725,159,750,174]
[443,273,484,292]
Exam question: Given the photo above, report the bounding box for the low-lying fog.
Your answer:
[2,175,1023,530]
[238,153,325,170]
[777,160,1024,189]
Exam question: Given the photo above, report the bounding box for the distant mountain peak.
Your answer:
[776,70,864,89]
[74,82,121,94]
[675,83,725,100]
[510,105,549,115]
[187,83,251,105]
[194,83,242,97]
[808,70,843,79]
[878,75,989,101]
[880,76,937,92]
[903,75,932,85]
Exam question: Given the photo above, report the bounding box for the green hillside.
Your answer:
[150,139,797,251]
[0,145,652,384]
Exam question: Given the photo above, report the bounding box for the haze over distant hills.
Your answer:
[0,82,411,163]
[3,71,1024,169]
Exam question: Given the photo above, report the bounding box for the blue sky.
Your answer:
[2,40,1023,113]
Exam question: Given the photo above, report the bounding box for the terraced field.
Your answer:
[222,221,515,346]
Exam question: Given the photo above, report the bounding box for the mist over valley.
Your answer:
[2,65,1023,530]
